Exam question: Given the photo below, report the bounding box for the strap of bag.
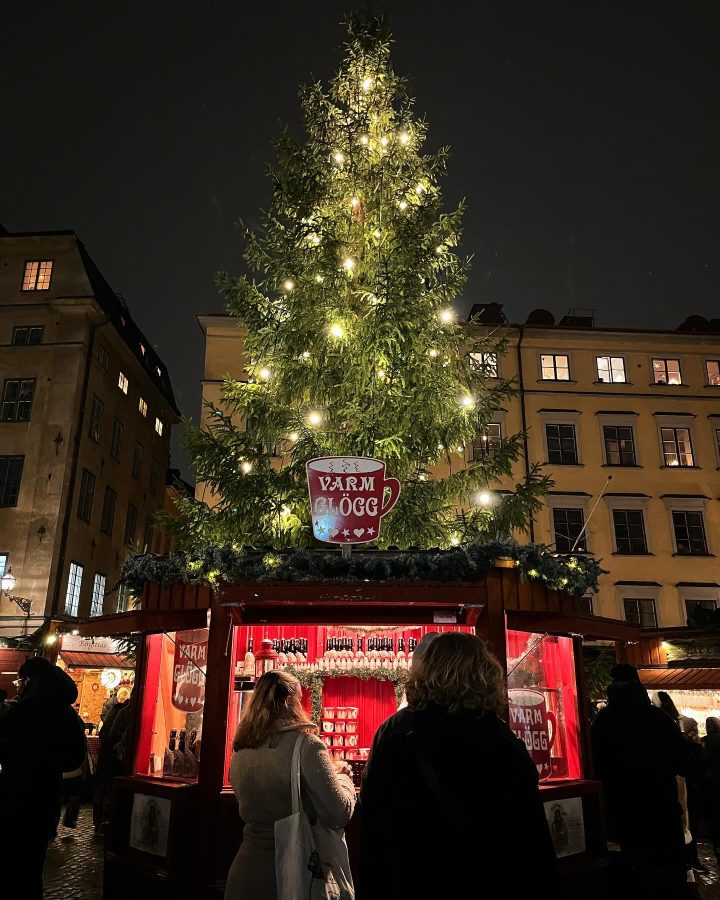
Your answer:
[290,730,305,815]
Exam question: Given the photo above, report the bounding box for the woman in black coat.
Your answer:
[704,717,720,862]
[358,632,556,900]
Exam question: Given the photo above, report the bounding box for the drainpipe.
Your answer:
[516,324,535,542]
[51,316,107,616]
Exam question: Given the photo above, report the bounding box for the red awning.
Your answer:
[60,651,130,669]
[639,667,720,690]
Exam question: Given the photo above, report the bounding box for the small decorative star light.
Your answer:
[283,279,295,292]
[436,245,446,255]
[315,274,324,283]
[240,461,253,474]
[308,411,323,427]
[450,535,461,546]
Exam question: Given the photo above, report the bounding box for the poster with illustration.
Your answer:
[129,793,171,857]
[543,796,585,858]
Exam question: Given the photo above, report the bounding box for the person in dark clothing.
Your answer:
[0,656,86,900]
[93,689,131,830]
[657,691,682,725]
[703,717,720,863]
[359,632,556,900]
[591,663,691,897]
[680,718,708,873]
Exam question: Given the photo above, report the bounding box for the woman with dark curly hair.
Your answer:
[358,632,556,899]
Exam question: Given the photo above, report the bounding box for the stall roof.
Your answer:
[505,609,640,642]
[639,667,720,690]
[60,651,130,669]
[76,607,207,637]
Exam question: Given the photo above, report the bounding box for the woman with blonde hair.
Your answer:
[225,669,356,900]
[358,632,555,899]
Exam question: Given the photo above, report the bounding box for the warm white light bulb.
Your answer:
[415,183,425,194]
[315,274,324,283]
[283,278,295,291]
[377,368,385,379]
[333,151,344,164]
[399,131,410,145]
[289,432,299,442]
[308,411,322,427]
[373,228,381,239]
[450,535,461,547]
[360,134,369,145]
[398,200,408,211]
[477,491,492,506]
[439,309,454,323]
[302,351,310,359]
[351,196,360,207]
[461,395,475,408]
[258,367,271,381]
[343,257,355,271]
[436,245,446,255]
[456,446,464,453]
[241,461,253,474]
[308,233,321,245]
[429,348,438,357]
[330,324,344,339]
[362,76,373,91]
[380,136,389,147]
[281,505,291,516]
[368,294,379,305]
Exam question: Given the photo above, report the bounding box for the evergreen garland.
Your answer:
[284,664,408,724]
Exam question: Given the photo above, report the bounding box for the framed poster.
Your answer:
[129,793,171,857]
[544,796,585,858]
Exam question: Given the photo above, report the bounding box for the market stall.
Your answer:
[78,558,638,898]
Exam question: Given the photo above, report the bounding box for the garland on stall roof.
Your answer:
[118,537,604,599]
[283,665,409,725]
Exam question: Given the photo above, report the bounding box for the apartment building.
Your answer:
[197,306,720,628]
[0,229,179,636]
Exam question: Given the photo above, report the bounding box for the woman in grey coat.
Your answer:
[225,669,356,900]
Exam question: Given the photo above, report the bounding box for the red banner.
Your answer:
[172,629,208,712]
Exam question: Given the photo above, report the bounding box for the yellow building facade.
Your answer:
[197,306,720,628]
[0,230,179,636]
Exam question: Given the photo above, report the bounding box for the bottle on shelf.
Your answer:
[397,637,407,669]
[184,729,199,777]
[243,638,255,679]
[163,729,177,776]
[277,640,288,666]
[172,730,186,776]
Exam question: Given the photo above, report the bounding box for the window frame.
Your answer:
[154,417,164,436]
[118,372,129,394]
[552,507,587,553]
[596,356,627,384]
[21,259,53,292]
[132,442,144,480]
[612,508,648,554]
[110,417,124,461]
[90,573,107,617]
[469,351,499,378]
[88,395,104,443]
[11,325,44,346]
[100,485,117,536]
[1,378,36,422]
[651,357,682,386]
[660,426,694,467]
[139,397,148,418]
[603,424,636,466]
[0,455,24,507]
[623,598,658,628]
[545,423,579,465]
[77,468,96,523]
[97,345,111,372]
[539,353,570,382]
[65,562,84,616]
[672,509,709,556]
[124,503,138,546]
[472,422,502,461]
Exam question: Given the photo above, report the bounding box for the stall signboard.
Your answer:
[172,628,208,712]
[544,797,586,857]
[306,456,401,544]
[61,635,121,654]
[508,688,557,780]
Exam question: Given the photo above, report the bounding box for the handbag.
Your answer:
[275,731,355,900]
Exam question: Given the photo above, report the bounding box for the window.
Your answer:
[77,469,95,523]
[132,442,144,480]
[0,554,7,578]
[11,325,44,346]
[624,598,657,628]
[661,427,694,467]
[124,503,138,546]
[1,379,35,422]
[90,573,106,617]
[22,260,53,291]
[150,459,162,497]
[613,509,648,554]
[469,352,498,377]
[110,418,124,461]
[596,356,626,384]
[705,361,720,386]
[143,518,154,550]
[97,346,110,372]
[576,594,594,616]
[118,372,129,394]
[540,354,570,381]
[100,486,117,536]
[139,397,148,418]
[685,599,717,623]
[603,425,636,466]
[88,395,104,443]
[116,583,131,613]
[546,424,578,465]
[65,563,83,616]
[472,423,502,460]
[652,358,682,385]
[552,508,586,553]
[672,510,708,555]
[154,417,164,436]
[0,456,24,507]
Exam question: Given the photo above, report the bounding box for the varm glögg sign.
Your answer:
[306,456,401,544]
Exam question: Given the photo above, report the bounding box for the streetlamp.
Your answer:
[1,568,32,634]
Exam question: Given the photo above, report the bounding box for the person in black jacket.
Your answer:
[358,632,556,899]
[0,656,86,900]
[703,716,720,862]
[591,663,691,896]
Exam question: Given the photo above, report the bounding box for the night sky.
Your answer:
[2,2,718,475]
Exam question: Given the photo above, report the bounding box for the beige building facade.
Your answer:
[197,306,720,628]
[0,229,179,637]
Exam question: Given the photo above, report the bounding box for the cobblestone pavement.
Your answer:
[41,806,720,899]
[44,805,103,900]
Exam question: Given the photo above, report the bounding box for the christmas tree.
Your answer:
[176,13,548,551]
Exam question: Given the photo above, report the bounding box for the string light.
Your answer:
[289,432,299,442]
[439,309,454,323]
[398,200,408,210]
[258,367,271,381]
[415,183,425,194]
[283,278,295,292]
[362,76,373,91]
[315,274,324,283]
[351,196,360,208]
[476,491,491,506]
[302,351,311,359]
[368,294,379,305]
[450,535,461,546]
[308,233,321,246]
[399,131,410,145]
[436,245,446,255]
[281,505,291,517]
[330,323,344,339]
[373,228,381,239]
[333,151,344,165]
[377,368,386,379]
[456,446,464,453]
[360,134,369,145]
[380,136,389,147]
[308,411,322,427]
[343,257,355,271]
[241,461,253,474]
[428,348,438,357]
[461,395,475,408]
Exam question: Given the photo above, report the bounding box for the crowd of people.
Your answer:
[4,637,720,899]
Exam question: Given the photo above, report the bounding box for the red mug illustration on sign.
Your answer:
[172,628,208,712]
[508,688,557,781]
[306,456,401,544]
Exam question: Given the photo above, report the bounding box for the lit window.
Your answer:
[118,372,129,394]
[624,598,657,628]
[472,423,502,460]
[652,358,682,385]
[540,354,570,381]
[90,573,106,617]
[661,427,694,466]
[139,398,148,417]
[154,417,163,436]
[596,356,626,383]
[116,583,131,613]
[706,361,720,386]
[0,554,6,578]
[603,425,636,466]
[469,352,498,377]
[65,562,83,616]
[140,344,146,356]
[22,260,53,291]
